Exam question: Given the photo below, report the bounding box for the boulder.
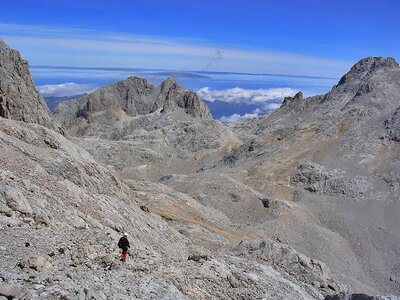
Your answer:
[20,254,52,271]
[0,284,22,299]
[4,190,32,216]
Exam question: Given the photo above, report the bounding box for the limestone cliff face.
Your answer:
[54,76,211,133]
[0,39,59,131]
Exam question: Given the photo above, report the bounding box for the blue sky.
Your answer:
[1,0,399,77]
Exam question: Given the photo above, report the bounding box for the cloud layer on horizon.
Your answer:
[219,112,260,123]
[197,87,298,104]
[37,82,96,97]
[197,87,300,123]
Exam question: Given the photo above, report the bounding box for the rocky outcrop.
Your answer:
[0,39,59,131]
[281,91,306,110]
[233,239,342,292]
[290,162,371,197]
[155,77,211,118]
[55,76,211,132]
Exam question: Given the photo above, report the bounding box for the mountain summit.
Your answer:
[55,76,211,134]
[338,56,399,86]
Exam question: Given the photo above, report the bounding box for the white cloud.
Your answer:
[37,82,96,97]
[197,87,298,104]
[220,112,260,123]
[263,102,282,111]
[252,108,263,114]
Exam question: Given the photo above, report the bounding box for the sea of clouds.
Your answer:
[197,87,298,122]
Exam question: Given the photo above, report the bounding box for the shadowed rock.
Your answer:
[0,39,59,131]
[324,293,399,300]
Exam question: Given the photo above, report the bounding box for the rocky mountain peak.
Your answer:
[352,56,398,72]
[155,77,211,119]
[125,76,151,87]
[55,74,212,135]
[293,91,304,101]
[157,77,180,100]
[0,39,59,131]
[281,91,304,109]
[337,57,399,86]
[161,77,178,87]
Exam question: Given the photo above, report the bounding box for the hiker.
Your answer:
[118,232,130,262]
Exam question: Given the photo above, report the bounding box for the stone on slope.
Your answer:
[3,189,32,216]
[0,284,22,299]
[20,254,52,271]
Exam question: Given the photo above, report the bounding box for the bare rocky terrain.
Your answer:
[0,38,399,299]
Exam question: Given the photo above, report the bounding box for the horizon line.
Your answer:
[31,65,339,80]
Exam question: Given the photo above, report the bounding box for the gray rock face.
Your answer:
[385,105,400,142]
[290,162,371,196]
[155,77,211,118]
[233,239,335,289]
[0,39,59,131]
[54,76,211,134]
[281,91,306,110]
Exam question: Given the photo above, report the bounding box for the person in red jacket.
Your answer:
[118,232,130,262]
